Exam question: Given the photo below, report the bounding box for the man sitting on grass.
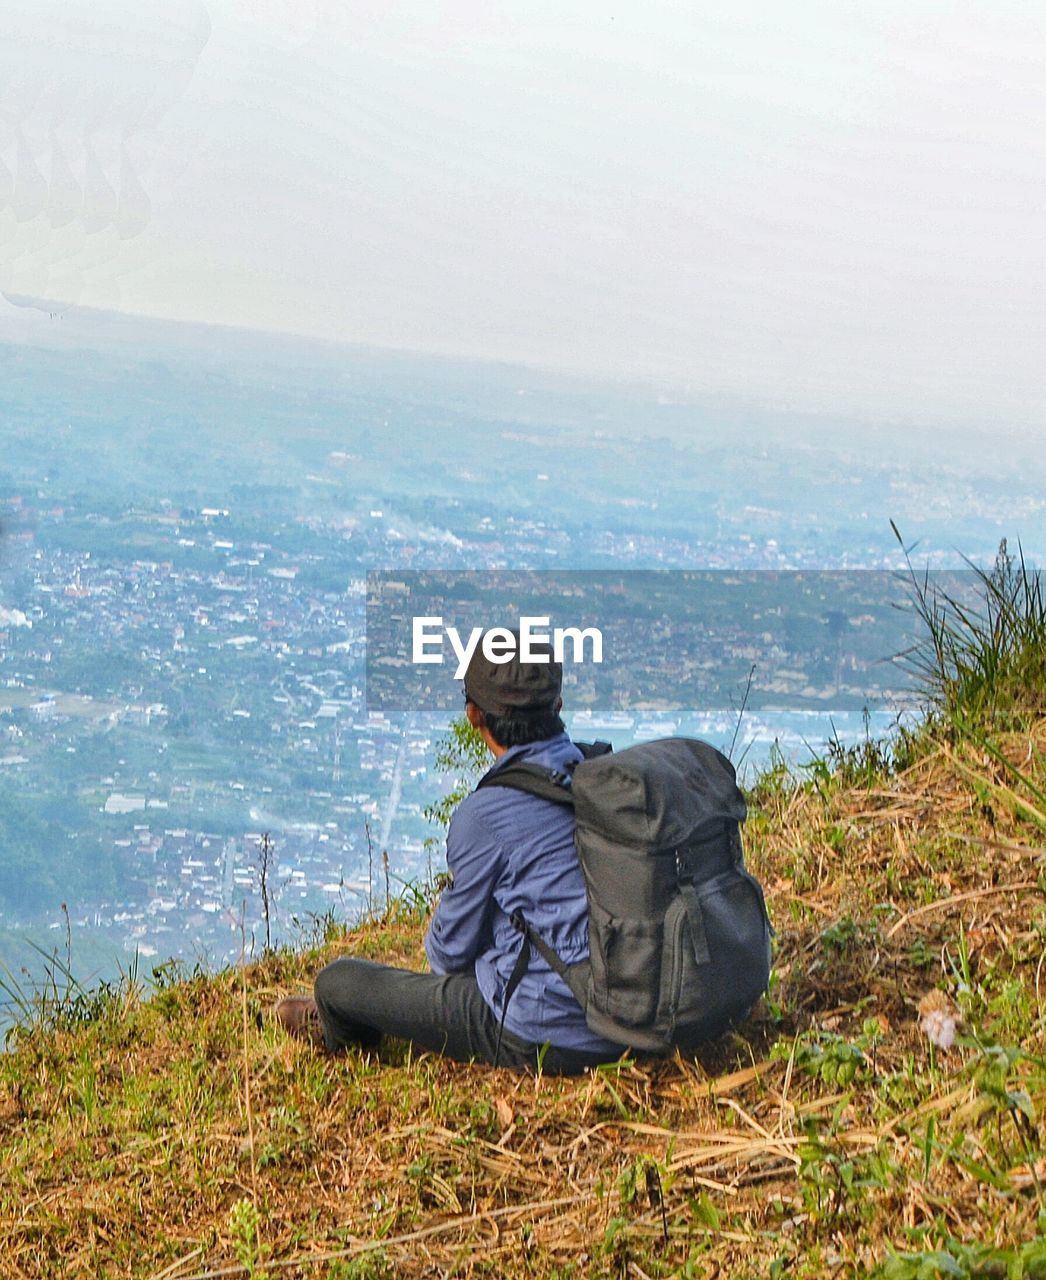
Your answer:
[273,635,622,1075]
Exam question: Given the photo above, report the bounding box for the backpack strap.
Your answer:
[478,762,588,1065]
[493,910,590,1067]
[476,761,577,807]
[511,911,587,1000]
[677,885,712,966]
[673,830,732,968]
[477,739,613,804]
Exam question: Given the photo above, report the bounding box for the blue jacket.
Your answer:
[424,732,619,1053]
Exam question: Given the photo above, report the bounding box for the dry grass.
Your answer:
[1,721,1043,1279]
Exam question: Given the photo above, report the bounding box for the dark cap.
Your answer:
[463,629,563,717]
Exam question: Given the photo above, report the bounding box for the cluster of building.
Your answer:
[0,488,913,967]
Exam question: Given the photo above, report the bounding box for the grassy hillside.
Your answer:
[1,552,1043,1279]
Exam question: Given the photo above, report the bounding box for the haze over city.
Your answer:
[2,0,1046,447]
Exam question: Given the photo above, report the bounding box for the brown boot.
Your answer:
[272,995,326,1049]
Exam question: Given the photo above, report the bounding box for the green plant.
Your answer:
[228,1197,270,1280]
[775,1019,882,1087]
[324,1251,393,1279]
[809,711,896,788]
[763,965,785,1024]
[747,740,797,806]
[1,938,143,1041]
[616,1154,671,1249]
[794,1118,884,1234]
[874,1228,1046,1279]
[820,916,859,953]
[423,715,489,835]
[907,937,936,969]
[618,1152,672,1205]
[288,905,345,950]
[967,1041,1041,1154]
[892,526,1046,730]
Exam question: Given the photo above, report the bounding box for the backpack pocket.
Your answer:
[588,899,663,1026]
[660,870,771,1043]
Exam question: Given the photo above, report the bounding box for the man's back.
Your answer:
[425,731,618,1053]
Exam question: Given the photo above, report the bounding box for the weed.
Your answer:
[820,916,859,953]
[288,906,345,950]
[617,1153,672,1245]
[907,937,936,969]
[874,1230,1046,1279]
[775,1019,882,1087]
[228,1197,270,1280]
[325,1252,394,1279]
[826,709,897,789]
[747,740,797,808]
[796,1126,863,1229]
[1,939,143,1041]
[257,832,276,953]
[892,527,1046,730]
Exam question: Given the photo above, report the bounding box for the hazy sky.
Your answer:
[2,0,1046,434]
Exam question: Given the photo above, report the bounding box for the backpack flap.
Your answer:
[570,738,747,849]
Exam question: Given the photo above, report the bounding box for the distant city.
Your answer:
[0,320,1042,999]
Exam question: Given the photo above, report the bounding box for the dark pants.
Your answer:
[313,957,622,1076]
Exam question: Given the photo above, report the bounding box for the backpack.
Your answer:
[478,737,774,1056]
